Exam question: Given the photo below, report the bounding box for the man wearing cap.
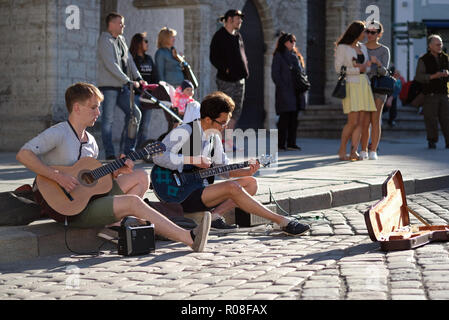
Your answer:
[210,9,249,144]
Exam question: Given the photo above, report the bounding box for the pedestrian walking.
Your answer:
[414,34,449,149]
[129,32,159,148]
[271,32,305,151]
[210,9,249,148]
[97,12,145,160]
[360,21,390,160]
[334,20,376,161]
[154,27,184,88]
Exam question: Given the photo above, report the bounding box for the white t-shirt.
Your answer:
[21,121,99,166]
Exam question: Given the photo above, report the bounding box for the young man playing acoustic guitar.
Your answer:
[16,82,211,252]
[152,91,310,235]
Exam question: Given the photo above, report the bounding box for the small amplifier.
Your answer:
[234,208,271,227]
[118,217,155,256]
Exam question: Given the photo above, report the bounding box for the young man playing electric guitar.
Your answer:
[16,82,211,252]
[152,91,310,235]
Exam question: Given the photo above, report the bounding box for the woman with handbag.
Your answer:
[271,32,306,151]
[335,21,376,161]
[360,21,391,160]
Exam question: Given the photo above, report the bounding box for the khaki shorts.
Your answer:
[67,180,124,228]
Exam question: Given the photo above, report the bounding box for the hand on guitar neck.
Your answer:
[112,154,134,178]
[184,155,212,169]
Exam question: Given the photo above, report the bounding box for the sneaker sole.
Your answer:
[192,211,211,252]
[282,227,311,237]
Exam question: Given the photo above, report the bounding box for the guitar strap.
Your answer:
[180,121,215,185]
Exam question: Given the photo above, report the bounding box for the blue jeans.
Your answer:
[99,86,142,158]
[137,106,153,148]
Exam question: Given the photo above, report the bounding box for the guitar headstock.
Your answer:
[143,141,166,157]
[258,154,275,167]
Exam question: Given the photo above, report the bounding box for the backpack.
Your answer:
[0,184,44,226]
[399,81,412,104]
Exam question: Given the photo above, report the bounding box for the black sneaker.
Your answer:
[281,220,310,236]
[287,145,302,151]
[211,217,239,229]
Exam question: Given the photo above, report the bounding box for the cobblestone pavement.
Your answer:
[1,189,449,301]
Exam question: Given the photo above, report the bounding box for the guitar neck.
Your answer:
[197,161,250,179]
[90,150,146,180]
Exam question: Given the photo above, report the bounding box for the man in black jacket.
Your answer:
[415,34,449,149]
[210,9,249,142]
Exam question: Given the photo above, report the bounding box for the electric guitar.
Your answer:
[150,155,273,203]
[35,141,165,216]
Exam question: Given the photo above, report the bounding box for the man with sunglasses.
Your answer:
[153,91,310,235]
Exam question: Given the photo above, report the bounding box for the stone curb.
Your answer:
[1,173,448,264]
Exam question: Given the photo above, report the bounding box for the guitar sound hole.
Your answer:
[80,171,95,185]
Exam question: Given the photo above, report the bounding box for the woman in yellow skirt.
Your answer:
[335,21,376,160]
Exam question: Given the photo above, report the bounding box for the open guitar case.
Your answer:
[364,170,449,251]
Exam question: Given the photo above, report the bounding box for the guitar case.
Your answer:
[364,170,449,251]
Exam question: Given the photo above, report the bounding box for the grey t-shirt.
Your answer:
[367,44,390,78]
[21,121,99,166]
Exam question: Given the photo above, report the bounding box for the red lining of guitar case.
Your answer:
[364,170,449,251]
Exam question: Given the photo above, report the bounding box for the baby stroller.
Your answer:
[138,81,184,163]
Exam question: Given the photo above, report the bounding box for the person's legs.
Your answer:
[216,79,245,148]
[437,95,449,147]
[137,108,153,148]
[100,89,120,159]
[287,110,299,148]
[211,176,258,216]
[423,95,440,146]
[201,180,287,226]
[360,111,372,155]
[112,194,210,251]
[117,85,142,155]
[115,169,150,198]
[388,97,398,125]
[369,98,386,154]
[277,112,289,149]
[338,112,359,160]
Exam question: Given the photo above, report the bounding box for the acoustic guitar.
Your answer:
[36,141,165,216]
[150,155,273,203]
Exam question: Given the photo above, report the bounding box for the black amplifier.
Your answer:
[118,217,155,256]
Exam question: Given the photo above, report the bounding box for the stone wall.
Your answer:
[0,0,100,151]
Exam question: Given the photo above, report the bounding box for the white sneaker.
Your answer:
[359,151,368,160]
[368,151,378,160]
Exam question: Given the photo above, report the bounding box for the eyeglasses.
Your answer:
[143,39,148,43]
[213,119,229,128]
[365,30,379,35]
